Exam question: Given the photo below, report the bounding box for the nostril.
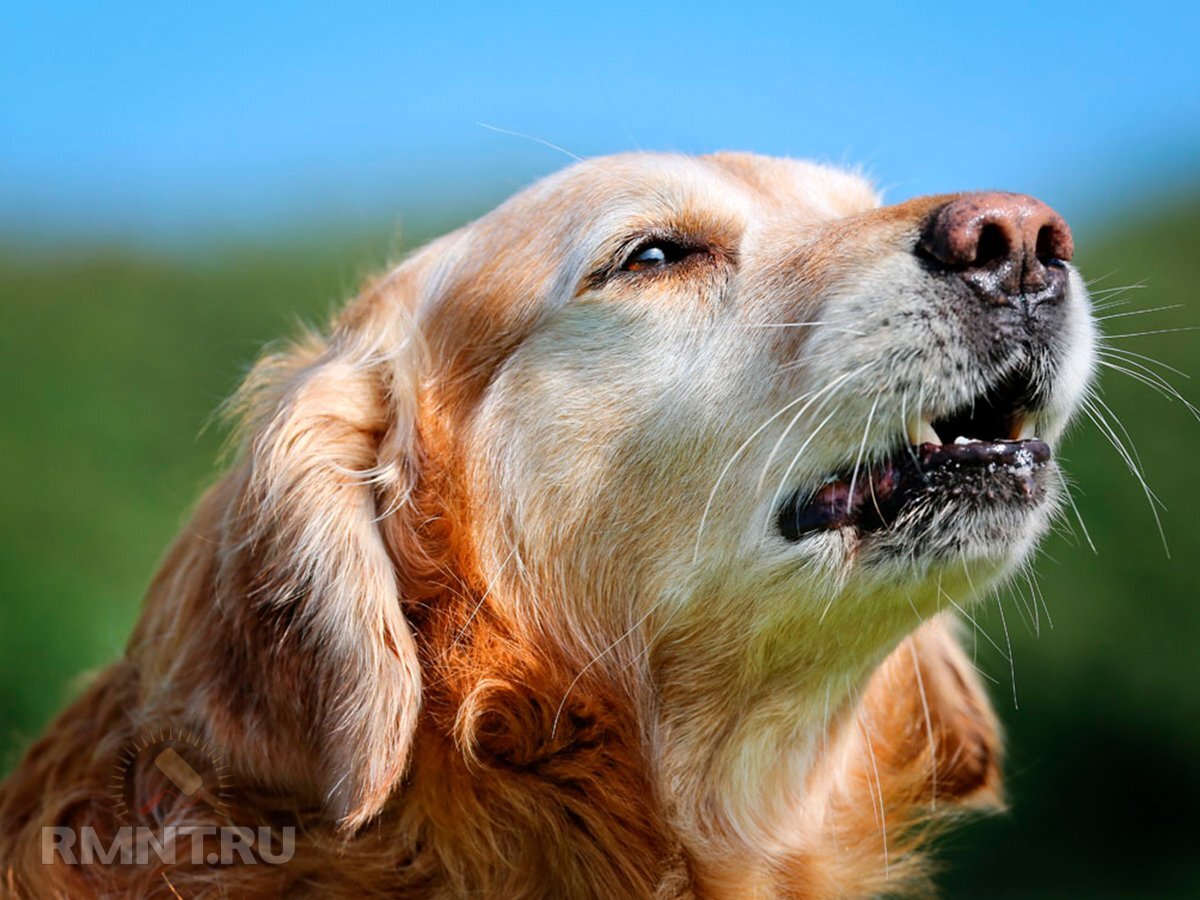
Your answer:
[974,223,1010,266]
[1036,223,1068,262]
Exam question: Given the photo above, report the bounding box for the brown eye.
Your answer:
[621,240,691,272]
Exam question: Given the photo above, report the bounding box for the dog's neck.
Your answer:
[646,594,914,893]
[406,570,908,896]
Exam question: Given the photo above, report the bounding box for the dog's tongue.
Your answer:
[788,459,903,533]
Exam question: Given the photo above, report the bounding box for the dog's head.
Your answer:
[133,153,1094,843]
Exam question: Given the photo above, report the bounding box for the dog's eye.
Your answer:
[621,240,691,272]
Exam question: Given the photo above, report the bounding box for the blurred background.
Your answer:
[2,2,1198,895]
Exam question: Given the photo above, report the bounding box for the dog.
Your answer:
[0,152,1095,897]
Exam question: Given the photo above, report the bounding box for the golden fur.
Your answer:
[0,152,1094,897]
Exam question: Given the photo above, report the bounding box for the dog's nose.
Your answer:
[919,192,1073,308]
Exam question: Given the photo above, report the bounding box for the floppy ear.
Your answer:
[132,283,426,831]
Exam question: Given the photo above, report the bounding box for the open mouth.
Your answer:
[778,373,1052,541]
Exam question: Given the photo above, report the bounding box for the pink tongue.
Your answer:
[780,456,908,538]
[810,480,853,518]
[811,459,901,518]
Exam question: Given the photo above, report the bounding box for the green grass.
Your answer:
[0,233,403,750]
[2,200,1199,895]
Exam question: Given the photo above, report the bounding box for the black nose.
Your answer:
[919,192,1074,310]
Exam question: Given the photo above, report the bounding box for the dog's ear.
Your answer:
[132,278,427,831]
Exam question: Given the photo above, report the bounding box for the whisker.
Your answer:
[938,584,1009,662]
[1104,326,1200,339]
[1079,397,1169,554]
[852,688,890,878]
[475,122,584,163]
[742,322,867,336]
[692,384,836,561]
[1090,392,1147,469]
[1089,283,1147,298]
[992,589,1018,709]
[755,364,875,496]
[1024,562,1053,630]
[1086,277,1145,293]
[1095,304,1182,322]
[1062,478,1098,555]
[1016,566,1040,636]
[1096,356,1200,421]
[451,546,517,647]
[765,405,846,534]
[744,320,834,328]
[1099,345,1190,380]
[845,394,882,516]
[907,638,938,809]
[1082,270,1127,289]
[551,601,659,740]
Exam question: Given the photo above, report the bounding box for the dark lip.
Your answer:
[919,438,1050,468]
[777,438,1052,541]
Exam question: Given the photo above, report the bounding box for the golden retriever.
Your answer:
[0,152,1094,898]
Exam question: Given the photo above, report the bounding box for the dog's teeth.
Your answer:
[1016,416,1038,440]
[907,416,942,446]
[954,435,972,445]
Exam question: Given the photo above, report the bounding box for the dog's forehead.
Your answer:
[700,152,880,218]
[474,152,880,246]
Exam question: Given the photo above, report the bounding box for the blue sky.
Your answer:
[3,1,1198,242]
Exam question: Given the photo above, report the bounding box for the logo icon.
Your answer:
[110,727,233,825]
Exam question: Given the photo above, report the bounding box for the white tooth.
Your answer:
[907,416,942,446]
[954,435,972,445]
[1017,416,1038,440]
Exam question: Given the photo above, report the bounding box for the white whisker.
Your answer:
[765,408,844,535]
[845,394,881,516]
[1104,326,1200,339]
[755,364,875,496]
[907,639,937,809]
[742,321,867,336]
[852,686,889,878]
[452,546,517,647]
[1095,304,1182,321]
[1062,479,1098,555]
[993,589,1018,709]
[1096,355,1200,421]
[938,584,1010,662]
[1079,396,1168,555]
[475,122,583,163]
[1100,345,1190,380]
[693,386,833,562]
